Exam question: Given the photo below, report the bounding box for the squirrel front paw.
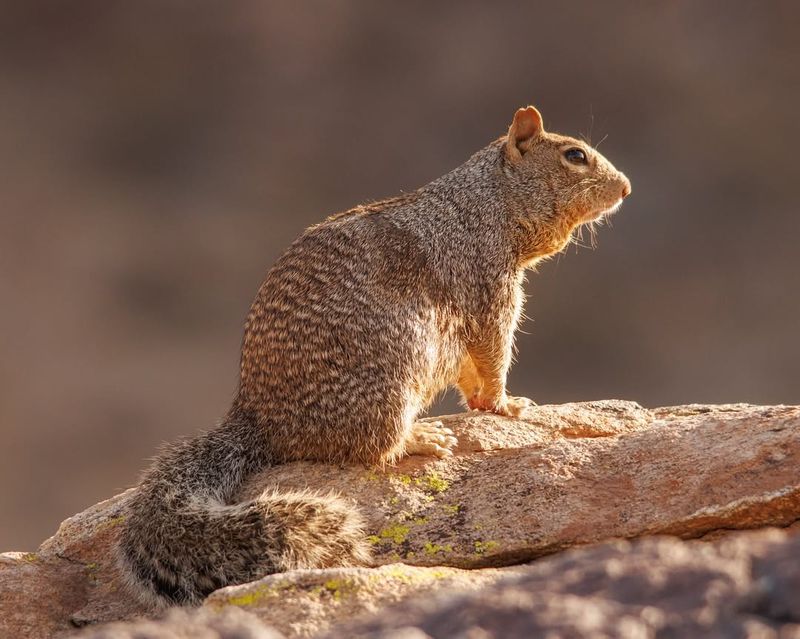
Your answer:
[468,393,534,417]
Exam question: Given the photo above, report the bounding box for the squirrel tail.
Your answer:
[117,410,370,605]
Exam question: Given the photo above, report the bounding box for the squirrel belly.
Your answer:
[117,105,631,605]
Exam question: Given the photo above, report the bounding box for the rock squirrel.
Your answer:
[118,106,631,605]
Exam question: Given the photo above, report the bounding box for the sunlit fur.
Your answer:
[118,106,630,606]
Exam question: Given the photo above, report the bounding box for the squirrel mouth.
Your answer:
[603,198,624,216]
[585,198,623,222]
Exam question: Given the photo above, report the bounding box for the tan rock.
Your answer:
[72,607,283,639]
[241,401,800,568]
[67,529,800,638]
[204,563,525,638]
[1,401,798,638]
[326,529,800,638]
[0,491,140,638]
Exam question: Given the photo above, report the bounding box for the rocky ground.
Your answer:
[1,401,798,638]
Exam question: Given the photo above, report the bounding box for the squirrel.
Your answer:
[118,106,631,606]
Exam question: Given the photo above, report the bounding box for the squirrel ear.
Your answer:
[506,106,544,160]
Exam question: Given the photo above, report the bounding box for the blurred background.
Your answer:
[1,1,798,550]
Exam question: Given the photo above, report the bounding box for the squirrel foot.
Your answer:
[503,395,536,416]
[405,421,458,458]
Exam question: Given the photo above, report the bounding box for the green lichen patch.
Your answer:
[473,540,499,554]
[362,470,381,482]
[321,574,380,602]
[390,470,450,494]
[419,471,450,493]
[221,587,270,608]
[322,578,349,601]
[423,541,453,556]
[378,564,454,585]
[378,523,411,545]
[215,580,296,608]
[96,514,126,532]
[443,503,461,515]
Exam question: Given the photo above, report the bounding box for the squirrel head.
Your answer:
[501,106,631,261]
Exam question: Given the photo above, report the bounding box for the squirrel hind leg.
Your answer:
[405,421,458,458]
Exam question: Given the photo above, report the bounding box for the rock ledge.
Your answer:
[1,401,798,638]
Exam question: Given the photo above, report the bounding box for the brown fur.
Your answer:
[118,106,630,605]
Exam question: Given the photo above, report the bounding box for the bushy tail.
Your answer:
[117,412,369,605]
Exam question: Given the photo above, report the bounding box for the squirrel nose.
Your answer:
[620,177,632,199]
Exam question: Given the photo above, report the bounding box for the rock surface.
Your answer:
[204,563,526,638]
[1,401,798,638]
[72,608,283,639]
[240,401,800,571]
[324,529,800,639]
[68,529,800,639]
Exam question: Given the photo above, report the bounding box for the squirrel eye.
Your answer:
[564,148,587,164]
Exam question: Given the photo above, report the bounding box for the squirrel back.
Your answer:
[118,106,631,605]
